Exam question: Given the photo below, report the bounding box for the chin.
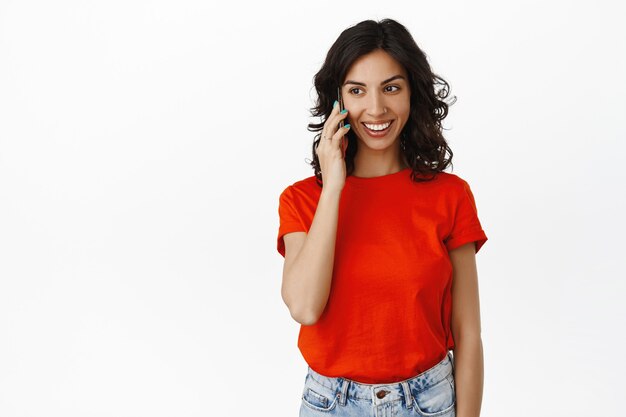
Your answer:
[356,129,401,149]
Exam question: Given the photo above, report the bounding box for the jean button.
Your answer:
[376,390,389,399]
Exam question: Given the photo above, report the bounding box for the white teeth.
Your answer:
[364,121,391,131]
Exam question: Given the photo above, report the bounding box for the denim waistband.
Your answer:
[305,351,454,406]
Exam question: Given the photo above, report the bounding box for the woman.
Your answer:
[277,18,487,417]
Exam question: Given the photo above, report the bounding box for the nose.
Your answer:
[366,91,387,118]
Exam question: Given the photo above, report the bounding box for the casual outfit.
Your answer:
[276,168,488,415]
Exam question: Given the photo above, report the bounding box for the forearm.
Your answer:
[282,189,341,325]
[453,335,484,417]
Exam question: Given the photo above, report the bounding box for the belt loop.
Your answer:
[338,378,349,406]
[401,381,413,409]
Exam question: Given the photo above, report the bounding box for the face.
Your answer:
[341,49,411,153]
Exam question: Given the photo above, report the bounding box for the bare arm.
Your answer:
[280,99,350,326]
[450,242,484,417]
[281,188,342,325]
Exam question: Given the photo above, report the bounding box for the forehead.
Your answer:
[344,49,407,82]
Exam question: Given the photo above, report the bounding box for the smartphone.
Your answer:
[337,87,346,158]
[337,87,345,130]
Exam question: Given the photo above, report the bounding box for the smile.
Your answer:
[361,120,395,138]
[362,121,392,131]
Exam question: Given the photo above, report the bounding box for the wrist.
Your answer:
[319,187,343,201]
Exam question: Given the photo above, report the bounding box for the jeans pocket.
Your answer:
[412,372,456,417]
[301,375,339,413]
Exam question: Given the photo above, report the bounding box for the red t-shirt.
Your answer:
[277,168,488,383]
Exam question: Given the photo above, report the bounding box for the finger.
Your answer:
[326,99,348,121]
[322,110,349,143]
[319,129,333,146]
[331,123,351,145]
[317,131,331,154]
[320,102,348,143]
[328,107,349,129]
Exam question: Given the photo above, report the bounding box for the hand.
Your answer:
[315,101,350,192]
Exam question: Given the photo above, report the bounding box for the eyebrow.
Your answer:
[343,75,406,87]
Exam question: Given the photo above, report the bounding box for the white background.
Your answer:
[1,1,624,416]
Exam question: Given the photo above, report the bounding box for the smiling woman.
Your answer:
[276,18,488,417]
[307,18,457,183]
[340,49,411,175]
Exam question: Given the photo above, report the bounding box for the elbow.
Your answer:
[282,292,321,325]
[287,305,321,326]
[281,275,325,326]
[293,313,320,326]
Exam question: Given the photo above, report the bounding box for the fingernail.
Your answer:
[333,100,338,108]
[344,124,351,129]
[340,109,348,114]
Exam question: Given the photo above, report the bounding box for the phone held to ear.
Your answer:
[337,87,346,159]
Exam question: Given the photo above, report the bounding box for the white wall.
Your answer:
[1,1,624,416]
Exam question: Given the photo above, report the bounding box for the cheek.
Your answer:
[398,93,411,117]
[398,104,411,123]
[395,107,411,132]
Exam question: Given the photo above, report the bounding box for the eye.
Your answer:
[384,85,400,93]
[349,87,364,95]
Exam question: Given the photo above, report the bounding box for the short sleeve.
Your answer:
[277,186,307,258]
[444,180,488,253]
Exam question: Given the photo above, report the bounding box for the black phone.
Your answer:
[337,87,346,158]
[337,87,345,130]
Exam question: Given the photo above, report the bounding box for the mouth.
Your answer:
[361,120,394,137]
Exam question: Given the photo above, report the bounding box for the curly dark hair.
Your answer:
[307,18,456,186]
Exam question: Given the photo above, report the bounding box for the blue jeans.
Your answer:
[299,351,456,417]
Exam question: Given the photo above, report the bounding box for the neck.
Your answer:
[352,146,408,178]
